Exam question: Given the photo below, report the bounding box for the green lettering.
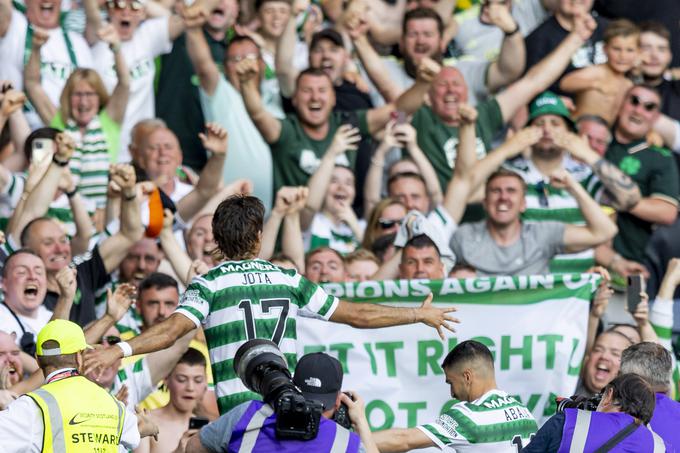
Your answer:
[567,338,582,376]
[417,340,444,376]
[366,400,395,430]
[537,334,563,370]
[375,342,404,377]
[500,335,532,370]
[364,343,378,374]
[398,401,427,427]
[447,337,458,352]
[329,343,354,374]
[543,392,559,417]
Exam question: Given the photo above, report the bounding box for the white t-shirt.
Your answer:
[0,303,53,346]
[0,9,93,128]
[92,17,172,162]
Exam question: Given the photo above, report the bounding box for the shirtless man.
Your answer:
[134,348,208,453]
[560,19,639,125]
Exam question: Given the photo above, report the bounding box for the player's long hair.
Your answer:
[213,195,264,261]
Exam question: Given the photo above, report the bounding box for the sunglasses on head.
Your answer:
[99,336,121,345]
[378,218,402,230]
[536,181,550,208]
[629,95,659,112]
[107,0,143,10]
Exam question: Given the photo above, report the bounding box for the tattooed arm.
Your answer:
[555,131,641,211]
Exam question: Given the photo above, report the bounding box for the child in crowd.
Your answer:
[559,19,640,126]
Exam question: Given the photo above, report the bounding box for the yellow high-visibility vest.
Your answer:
[27,375,125,453]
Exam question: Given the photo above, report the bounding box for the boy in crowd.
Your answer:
[559,19,639,125]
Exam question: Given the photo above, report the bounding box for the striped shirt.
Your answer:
[505,155,603,273]
[304,213,366,255]
[176,259,339,414]
[110,356,154,410]
[418,389,537,452]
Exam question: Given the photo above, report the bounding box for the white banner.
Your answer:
[297,273,598,437]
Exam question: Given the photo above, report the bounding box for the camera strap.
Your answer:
[593,422,638,453]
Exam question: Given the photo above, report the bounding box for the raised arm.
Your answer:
[496,11,596,122]
[83,312,197,377]
[329,293,459,340]
[59,169,93,256]
[99,164,145,273]
[99,24,130,125]
[345,10,401,103]
[175,123,227,221]
[558,170,618,252]
[159,209,193,285]
[237,57,282,143]
[7,133,75,241]
[260,186,292,260]
[558,65,600,94]
[554,131,641,211]
[302,125,361,227]
[627,197,678,226]
[443,105,480,223]
[184,8,220,95]
[82,0,103,45]
[363,125,397,217]
[397,123,442,205]
[49,267,78,320]
[0,86,30,171]
[365,58,441,135]
[146,328,196,385]
[23,27,57,125]
[281,187,308,272]
[485,2,525,93]
[83,283,136,344]
[274,10,298,98]
[0,0,12,37]
[651,258,680,353]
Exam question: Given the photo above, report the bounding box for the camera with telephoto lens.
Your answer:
[555,394,603,413]
[234,340,323,440]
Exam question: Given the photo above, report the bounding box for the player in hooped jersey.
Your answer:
[84,195,459,414]
[373,340,537,452]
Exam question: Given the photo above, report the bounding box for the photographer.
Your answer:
[180,344,377,453]
[524,373,670,452]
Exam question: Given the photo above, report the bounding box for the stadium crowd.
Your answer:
[0,0,679,450]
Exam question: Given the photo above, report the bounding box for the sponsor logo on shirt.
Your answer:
[299,150,350,175]
[436,414,460,438]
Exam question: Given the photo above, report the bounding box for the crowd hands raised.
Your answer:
[0,0,678,450]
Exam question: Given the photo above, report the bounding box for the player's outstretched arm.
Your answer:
[329,294,459,339]
[372,428,435,452]
[82,313,196,377]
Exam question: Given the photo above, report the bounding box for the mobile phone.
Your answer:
[188,416,209,430]
[32,138,53,164]
[627,274,645,313]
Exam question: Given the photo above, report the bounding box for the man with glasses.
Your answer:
[599,85,680,276]
[83,0,188,161]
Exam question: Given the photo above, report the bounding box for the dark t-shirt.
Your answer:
[156,29,228,171]
[525,15,608,95]
[657,79,680,121]
[522,412,564,453]
[43,246,110,327]
[605,139,680,263]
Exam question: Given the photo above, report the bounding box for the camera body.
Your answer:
[556,394,603,413]
[234,340,323,440]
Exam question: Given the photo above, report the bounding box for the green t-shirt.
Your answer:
[605,139,680,262]
[271,111,369,195]
[411,98,504,192]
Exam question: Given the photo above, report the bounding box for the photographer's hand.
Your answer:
[341,391,379,453]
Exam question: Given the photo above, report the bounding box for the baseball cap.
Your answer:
[293,353,343,410]
[36,320,93,357]
[310,28,344,51]
[528,91,574,128]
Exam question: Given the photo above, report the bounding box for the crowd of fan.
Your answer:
[0,0,679,450]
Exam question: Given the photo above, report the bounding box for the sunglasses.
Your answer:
[99,335,121,345]
[629,95,659,112]
[107,0,143,10]
[378,218,402,230]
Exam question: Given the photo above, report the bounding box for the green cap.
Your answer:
[36,320,92,356]
[528,91,574,127]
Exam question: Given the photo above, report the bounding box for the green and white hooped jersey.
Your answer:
[304,213,366,255]
[418,389,537,452]
[176,259,339,414]
[505,156,603,273]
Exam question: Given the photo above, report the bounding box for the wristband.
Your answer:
[52,155,69,167]
[110,42,121,53]
[65,187,77,198]
[123,191,136,202]
[116,341,133,358]
[504,24,520,36]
